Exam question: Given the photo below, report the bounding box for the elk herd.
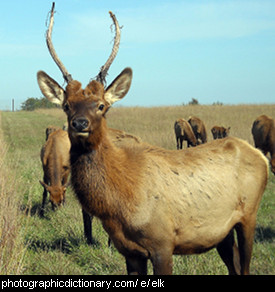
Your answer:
[36,3,274,275]
[174,116,231,150]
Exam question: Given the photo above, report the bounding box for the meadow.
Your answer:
[0,104,274,275]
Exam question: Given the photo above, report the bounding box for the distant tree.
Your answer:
[188,98,199,105]
[21,97,60,111]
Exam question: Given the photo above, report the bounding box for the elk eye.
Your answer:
[63,103,70,112]
[98,104,105,111]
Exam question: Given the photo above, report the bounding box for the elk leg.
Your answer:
[126,255,148,275]
[151,250,173,275]
[180,138,183,149]
[216,229,241,275]
[40,177,48,217]
[235,221,255,275]
[62,170,70,186]
[62,171,70,205]
[82,209,93,245]
[51,201,57,211]
[40,188,47,217]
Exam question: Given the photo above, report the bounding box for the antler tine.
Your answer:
[46,2,73,83]
[96,11,121,86]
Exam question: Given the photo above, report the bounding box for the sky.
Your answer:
[0,0,275,110]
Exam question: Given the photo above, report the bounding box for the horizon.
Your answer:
[7,98,275,112]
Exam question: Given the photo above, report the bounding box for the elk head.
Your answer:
[37,68,132,150]
[39,180,66,209]
[37,3,131,150]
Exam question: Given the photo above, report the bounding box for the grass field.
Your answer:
[0,104,274,275]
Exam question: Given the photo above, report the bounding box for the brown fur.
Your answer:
[40,128,71,216]
[82,127,142,245]
[211,125,231,140]
[108,128,142,146]
[174,118,197,149]
[252,114,275,174]
[188,116,207,144]
[37,68,268,275]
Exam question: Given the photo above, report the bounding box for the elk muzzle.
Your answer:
[71,117,90,136]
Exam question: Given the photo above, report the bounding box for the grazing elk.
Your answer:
[174,118,197,149]
[211,126,231,140]
[188,116,207,144]
[40,127,70,217]
[37,3,268,275]
[252,115,275,174]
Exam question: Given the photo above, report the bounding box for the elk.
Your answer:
[188,116,207,144]
[252,115,275,174]
[37,3,268,274]
[40,127,70,217]
[211,126,231,140]
[174,118,197,149]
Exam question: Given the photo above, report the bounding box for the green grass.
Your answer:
[0,105,274,275]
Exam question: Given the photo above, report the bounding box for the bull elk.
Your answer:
[37,3,268,275]
[252,115,275,174]
[39,3,139,245]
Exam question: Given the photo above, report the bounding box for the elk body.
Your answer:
[252,114,275,174]
[37,68,268,275]
[37,3,268,274]
[40,127,70,216]
[188,116,207,144]
[211,126,231,140]
[174,118,197,149]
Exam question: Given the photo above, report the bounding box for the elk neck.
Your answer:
[69,119,140,219]
[69,116,107,156]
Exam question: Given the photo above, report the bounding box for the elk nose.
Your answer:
[71,118,89,132]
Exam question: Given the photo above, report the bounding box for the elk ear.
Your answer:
[104,68,132,106]
[39,180,49,190]
[37,71,65,105]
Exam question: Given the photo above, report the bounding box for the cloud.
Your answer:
[114,1,275,43]
[56,0,275,54]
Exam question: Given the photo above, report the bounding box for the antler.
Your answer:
[45,3,120,86]
[46,2,73,83]
[96,11,121,86]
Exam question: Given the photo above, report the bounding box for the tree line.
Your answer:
[21,97,223,111]
[21,97,60,111]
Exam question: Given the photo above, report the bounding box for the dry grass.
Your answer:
[107,104,275,149]
[0,112,26,274]
[0,104,274,275]
[36,104,275,147]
